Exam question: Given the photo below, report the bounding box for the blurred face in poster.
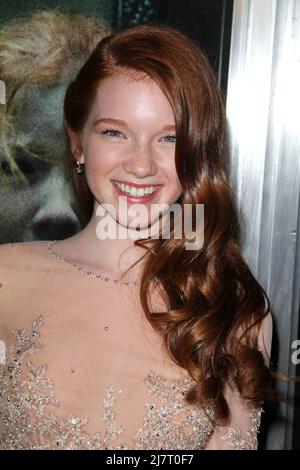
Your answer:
[0,83,83,243]
[0,9,110,244]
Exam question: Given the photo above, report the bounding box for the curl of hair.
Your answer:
[64,23,278,421]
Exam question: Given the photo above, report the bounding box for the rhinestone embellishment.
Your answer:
[47,240,140,286]
[0,316,221,450]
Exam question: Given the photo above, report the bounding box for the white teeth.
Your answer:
[115,182,157,197]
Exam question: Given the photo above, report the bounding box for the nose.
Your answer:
[122,142,157,178]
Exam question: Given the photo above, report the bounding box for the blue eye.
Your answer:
[162,135,176,143]
[102,129,123,138]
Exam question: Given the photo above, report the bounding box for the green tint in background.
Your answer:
[0,0,115,27]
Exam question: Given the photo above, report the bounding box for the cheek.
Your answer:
[86,158,110,177]
[84,143,116,181]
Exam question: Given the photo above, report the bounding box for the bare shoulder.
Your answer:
[0,240,49,271]
[0,240,50,335]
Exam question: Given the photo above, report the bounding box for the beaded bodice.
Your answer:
[0,241,265,450]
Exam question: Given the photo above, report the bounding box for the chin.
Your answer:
[117,216,159,234]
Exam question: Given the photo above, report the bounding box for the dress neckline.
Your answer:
[46,239,141,287]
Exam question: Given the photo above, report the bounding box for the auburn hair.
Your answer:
[64,23,277,422]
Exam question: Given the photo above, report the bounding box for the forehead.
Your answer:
[87,73,173,120]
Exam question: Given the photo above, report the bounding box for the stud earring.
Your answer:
[74,159,85,174]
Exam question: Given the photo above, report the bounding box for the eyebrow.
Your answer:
[93,117,175,131]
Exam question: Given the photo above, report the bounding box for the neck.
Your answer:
[63,200,154,281]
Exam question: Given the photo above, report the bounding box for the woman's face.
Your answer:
[71,72,182,233]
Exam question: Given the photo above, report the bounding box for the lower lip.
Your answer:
[112,182,162,204]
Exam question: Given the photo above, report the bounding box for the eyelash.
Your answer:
[102,128,123,138]
[101,128,176,142]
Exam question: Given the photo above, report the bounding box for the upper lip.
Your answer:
[112,180,162,188]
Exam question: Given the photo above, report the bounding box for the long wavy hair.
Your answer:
[63,23,277,422]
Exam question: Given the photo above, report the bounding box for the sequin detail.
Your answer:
[0,316,216,450]
[136,371,215,449]
[220,407,262,450]
[0,315,264,450]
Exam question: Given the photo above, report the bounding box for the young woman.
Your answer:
[0,23,274,450]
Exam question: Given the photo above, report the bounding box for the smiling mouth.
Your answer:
[112,180,162,198]
[111,181,163,202]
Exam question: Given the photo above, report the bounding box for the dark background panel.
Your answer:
[114,0,234,95]
[0,0,115,26]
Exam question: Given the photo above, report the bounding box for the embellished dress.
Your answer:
[0,241,267,450]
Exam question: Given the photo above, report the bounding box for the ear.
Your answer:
[67,128,84,164]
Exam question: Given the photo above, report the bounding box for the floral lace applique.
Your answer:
[220,407,263,450]
[0,315,216,450]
